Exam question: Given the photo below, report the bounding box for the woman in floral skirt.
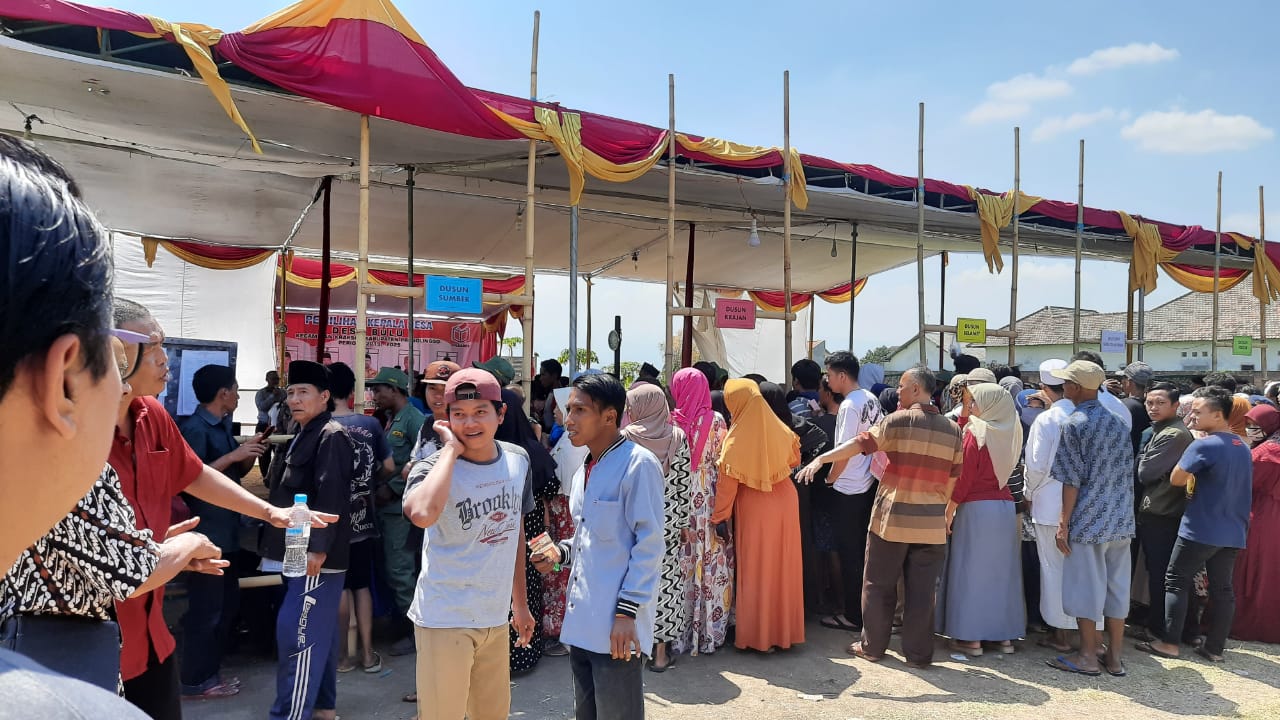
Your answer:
[670,368,734,655]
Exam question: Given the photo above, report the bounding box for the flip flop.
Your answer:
[362,652,383,674]
[1135,641,1180,660]
[1104,661,1127,677]
[1046,656,1102,677]
[820,615,861,632]
[949,641,983,658]
[1194,647,1225,663]
[402,693,417,704]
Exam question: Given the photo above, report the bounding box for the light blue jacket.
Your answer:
[557,438,665,656]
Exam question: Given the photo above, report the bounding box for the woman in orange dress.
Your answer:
[713,379,804,652]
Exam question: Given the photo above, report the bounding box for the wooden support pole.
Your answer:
[783,70,794,385]
[277,250,290,377]
[665,73,677,378]
[354,115,370,405]
[585,275,593,369]
[406,165,416,375]
[521,11,539,408]
[681,223,696,367]
[317,176,332,361]
[916,102,926,365]
[1009,126,1020,365]
[1213,170,1222,371]
[1262,185,1269,380]
[1073,139,1084,354]
[849,223,858,349]
[569,207,579,375]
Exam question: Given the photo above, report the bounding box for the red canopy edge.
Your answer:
[1,0,1271,278]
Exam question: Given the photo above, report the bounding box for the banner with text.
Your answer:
[284,312,484,375]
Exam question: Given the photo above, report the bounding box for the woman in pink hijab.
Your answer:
[667,368,735,656]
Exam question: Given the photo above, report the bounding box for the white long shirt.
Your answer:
[1023,398,1075,527]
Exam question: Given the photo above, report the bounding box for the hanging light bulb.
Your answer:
[747,218,761,248]
[830,237,838,258]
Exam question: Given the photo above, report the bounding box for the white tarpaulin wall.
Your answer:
[112,234,277,427]
[686,289,812,381]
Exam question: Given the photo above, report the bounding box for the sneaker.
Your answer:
[389,635,416,656]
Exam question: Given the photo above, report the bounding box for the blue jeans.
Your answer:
[1163,537,1239,656]
[568,646,644,720]
[180,570,240,693]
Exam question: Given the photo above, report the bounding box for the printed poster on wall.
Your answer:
[284,312,484,376]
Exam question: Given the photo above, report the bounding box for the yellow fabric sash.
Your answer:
[964,187,1042,273]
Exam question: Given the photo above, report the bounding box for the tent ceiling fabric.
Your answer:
[2,36,1117,292]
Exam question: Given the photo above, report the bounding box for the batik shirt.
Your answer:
[0,465,158,623]
[1051,398,1136,545]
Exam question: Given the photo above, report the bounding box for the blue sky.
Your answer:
[115,0,1279,365]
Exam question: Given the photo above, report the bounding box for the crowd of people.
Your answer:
[1,134,1277,720]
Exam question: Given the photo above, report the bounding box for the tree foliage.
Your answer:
[557,348,600,369]
[861,344,895,365]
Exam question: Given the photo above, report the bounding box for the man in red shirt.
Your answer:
[111,299,336,720]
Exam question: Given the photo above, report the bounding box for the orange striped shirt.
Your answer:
[859,403,963,545]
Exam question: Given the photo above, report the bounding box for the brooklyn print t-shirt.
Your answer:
[404,440,535,629]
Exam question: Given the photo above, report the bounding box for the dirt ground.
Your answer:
[183,617,1280,720]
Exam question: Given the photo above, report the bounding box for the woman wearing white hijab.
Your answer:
[936,383,1027,656]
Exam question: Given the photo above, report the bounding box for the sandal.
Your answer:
[949,641,983,657]
[1135,641,1180,660]
[820,615,861,632]
[402,693,417,704]
[847,641,883,662]
[337,659,357,674]
[363,652,383,674]
[1104,661,1127,677]
[1036,638,1072,653]
[1194,647,1225,663]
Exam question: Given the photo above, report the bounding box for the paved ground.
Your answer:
[184,619,1280,720]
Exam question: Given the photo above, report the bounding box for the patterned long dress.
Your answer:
[653,435,693,645]
[673,413,734,655]
[541,494,574,638]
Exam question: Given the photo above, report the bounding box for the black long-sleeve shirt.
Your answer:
[262,412,354,570]
[1137,418,1194,519]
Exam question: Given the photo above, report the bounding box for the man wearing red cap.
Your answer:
[402,368,536,720]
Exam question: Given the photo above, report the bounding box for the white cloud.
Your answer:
[1121,109,1274,153]
[966,73,1072,124]
[1067,42,1179,75]
[1031,108,1119,142]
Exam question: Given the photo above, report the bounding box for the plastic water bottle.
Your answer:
[282,494,311,578]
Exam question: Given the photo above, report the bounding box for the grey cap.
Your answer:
[1117,361,1154,387]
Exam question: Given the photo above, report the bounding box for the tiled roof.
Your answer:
[981,282,1280,347]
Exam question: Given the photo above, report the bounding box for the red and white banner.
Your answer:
[284,312,484,376]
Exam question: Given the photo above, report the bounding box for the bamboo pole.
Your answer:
[808,299,815,360]
[1073,139,1084,353]
[1137,288,1146,361]
[783,70,794,386]
[1126,290,1135,365]
[1009,126,1020,365]
[521,11,539,408]
[1213,170,1222,371]
[1262,185,1268,380]
[277,250,289,377]
[681,223,696,367]
[317,176,332,361]
[354,115,370,406]
[938,252,946,368]
[916,102,926,365]
[665,73,676,377]
[406,165,416,375]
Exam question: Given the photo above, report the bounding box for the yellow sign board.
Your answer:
[956,317,987,344]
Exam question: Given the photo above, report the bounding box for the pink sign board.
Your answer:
[715,298,757,330]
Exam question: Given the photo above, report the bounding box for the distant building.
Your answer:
[885,282,1279,374]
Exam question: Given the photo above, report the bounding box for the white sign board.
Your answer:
[176,349,230,417]
[1100,330,1127,355]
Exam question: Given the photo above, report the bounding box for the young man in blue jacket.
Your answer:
[533,373,664,720]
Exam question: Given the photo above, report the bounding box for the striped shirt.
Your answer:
[859,403,964,545]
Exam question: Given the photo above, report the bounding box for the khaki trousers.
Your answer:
[414,625,510,720]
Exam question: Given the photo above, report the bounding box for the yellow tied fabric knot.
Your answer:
[1119,210,1178,294]
[965,187,1043,274]
[141,238,160,268]
[139,17,262,154]
[676,136,808,210]
[532,108,586,205]
[1229,233,1280,304]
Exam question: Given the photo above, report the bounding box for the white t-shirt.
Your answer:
[833,388,884,495]
[404,441,535,629]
